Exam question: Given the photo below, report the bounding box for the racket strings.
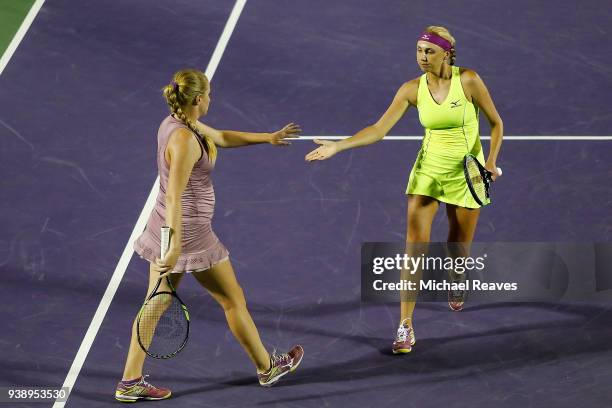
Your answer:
[138,293,188,358]
[465,159,487,201]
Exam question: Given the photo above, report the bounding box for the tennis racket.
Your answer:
[463,154,502,206]
[136,226,190,359]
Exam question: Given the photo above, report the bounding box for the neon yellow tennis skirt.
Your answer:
[406,134,490,209]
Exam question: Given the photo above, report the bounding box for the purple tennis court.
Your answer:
[1,0,612,407]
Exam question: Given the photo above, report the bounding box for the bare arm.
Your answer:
[163,128,201,268]
[461,69,503,177]
[305,79,418,161]
[196,121,301,148]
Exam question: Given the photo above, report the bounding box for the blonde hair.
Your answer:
[162,69,217,163]
[424,26,456,65]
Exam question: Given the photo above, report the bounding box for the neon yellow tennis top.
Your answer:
[406,65,488,208]
[416,65,482,158]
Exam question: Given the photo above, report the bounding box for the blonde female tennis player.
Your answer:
[306,26,503,354]
[116,69,304,402]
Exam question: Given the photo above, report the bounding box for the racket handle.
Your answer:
[160,226,171,260]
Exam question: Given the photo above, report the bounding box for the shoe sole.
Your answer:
[449,302,464,311]
[392,339,416,354]
[259,367,292,387]
[115,392,172,403]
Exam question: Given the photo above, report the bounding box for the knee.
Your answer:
[407,231,428,243]
[215,286,247,312]
[447,228,474,243]
[151,294,173,309]
[407,217,430,243]
[407,224,429,242]
[142,295,173,317]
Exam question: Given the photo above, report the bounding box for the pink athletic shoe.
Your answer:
[392,319,416,354]
[448,271,467,311]
[115,375,171,403]
[258,345,304,387]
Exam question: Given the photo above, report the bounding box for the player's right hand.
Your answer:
[153,248,180,278]
[305,139,339,161]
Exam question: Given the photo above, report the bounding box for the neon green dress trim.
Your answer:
[406,65,489,208]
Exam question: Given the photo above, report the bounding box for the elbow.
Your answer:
[217,133,230,148]
[370,124,386,141]
[491,119,503,135]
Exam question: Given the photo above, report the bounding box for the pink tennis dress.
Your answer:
[134,115,229,273]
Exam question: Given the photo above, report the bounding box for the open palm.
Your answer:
[305,139,339,161]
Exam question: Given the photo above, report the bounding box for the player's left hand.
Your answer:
[485,160,502,181]
[269,123,301,145]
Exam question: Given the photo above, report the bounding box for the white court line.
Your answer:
[0,0,46,76]
[52,1,247,406]
[297,135,612,141]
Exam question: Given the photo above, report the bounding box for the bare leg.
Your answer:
[446,204,480,243]
[400,195,439,327]
[445,204,480,309]
[192,259,270,372]
[121,266,184,381]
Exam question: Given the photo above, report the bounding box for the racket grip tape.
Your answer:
[160,226,171,260]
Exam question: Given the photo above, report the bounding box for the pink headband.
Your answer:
[418,32,452,51]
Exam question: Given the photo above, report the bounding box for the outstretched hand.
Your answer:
[270,123,301,145]
[305,139,340,161]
